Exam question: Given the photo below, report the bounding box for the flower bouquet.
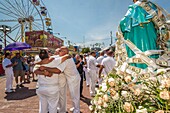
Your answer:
[89,69,170,113]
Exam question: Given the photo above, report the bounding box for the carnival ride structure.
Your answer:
[0,0,53,47]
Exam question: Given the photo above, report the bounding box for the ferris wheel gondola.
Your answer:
[0,0,53,47]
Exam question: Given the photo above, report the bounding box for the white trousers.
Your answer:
[89,70,97,95]
[58,83,67,113]
[68,79,80,113]
[5,72,13,92]
[85,70,90,85]
[36,86,59,113]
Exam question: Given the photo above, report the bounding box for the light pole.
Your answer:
[110,31,113,46]
[83,36,85,47]
[0,25,11,47]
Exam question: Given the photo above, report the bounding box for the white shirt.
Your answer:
[34,55,41,63]
[83,56,89,71]
[97,56,104,64]
[50,55,59,58]
[2,58,13,74]
[101,56,116,75]
[87,55,98,71]
[34,57,62,87]
[57,58,80,84]
[97,56,105,74]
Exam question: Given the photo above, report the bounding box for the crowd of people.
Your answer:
[2,46,116,113]
[2,51,37,93]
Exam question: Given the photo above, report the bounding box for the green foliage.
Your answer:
[81,47,90,53]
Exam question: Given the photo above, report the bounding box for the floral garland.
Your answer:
[89,1,170,112]
[89,69,170,113]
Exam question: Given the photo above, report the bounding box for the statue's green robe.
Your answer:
[120,1,159,69]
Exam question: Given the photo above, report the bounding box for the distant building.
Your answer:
[91,47,101,52]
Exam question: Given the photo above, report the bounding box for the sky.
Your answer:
[42,0,170,48]
[0,0,169,48]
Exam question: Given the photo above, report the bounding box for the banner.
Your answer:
[25,30,63,48]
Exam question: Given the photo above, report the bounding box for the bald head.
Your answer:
[54,48,60,55]
[99,51,104,56]
[107,50,114,57]
[75,54,80,60]
[59,46,69,56]
[60,46,69,53]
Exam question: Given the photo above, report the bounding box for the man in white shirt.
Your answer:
[34,49,69,113]
[87,51,100,97]
[97,51,104,64]
[50,48,60,58]
[39,46,81,113]
[51,48,67,113]
[96,51,105,84]
[2,52,17,93]
[83,54,90,87]
[99,50,116,78]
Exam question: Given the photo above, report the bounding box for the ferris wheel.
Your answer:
[0,0,53,47]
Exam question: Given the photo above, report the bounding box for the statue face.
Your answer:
[133,0,138,3]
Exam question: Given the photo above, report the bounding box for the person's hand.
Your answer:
[64,54,71,59]
[13,61,18,66]
[80,59,83,63]
[44,70,52,77]
[48,72,53,77]
[39,66,46,70]
[49,57,55,62]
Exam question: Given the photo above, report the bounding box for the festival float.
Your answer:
[90,0,170,113]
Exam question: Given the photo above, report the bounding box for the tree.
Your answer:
[81,47,90,54]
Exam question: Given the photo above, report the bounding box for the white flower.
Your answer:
[96,89,100,94]
[96,90,103,95]
[89,105,93,111]
[136,108,147,113]
[155,110,164,113]
[97,105,102,110]
[159,90,170,100]
[101,83,108,92]
[121,91,128,98]
[93,99,98,105]
[134,88,141,96]
[103,102,108,108]
[109,88,117,96]
[161,78,170,88]
[112,93,119,100]
[116,70,122,75]
[102,82,107,86]
[108,78,115,87]
[124,76,132,83]
[157,69,167,75]
[103,94,109,102]
[94,111,98,113]
[138,106,143,109]
[97,97,103,105]
[91,100,94,105]
[123,102,134,113]
[148,76,157,81]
